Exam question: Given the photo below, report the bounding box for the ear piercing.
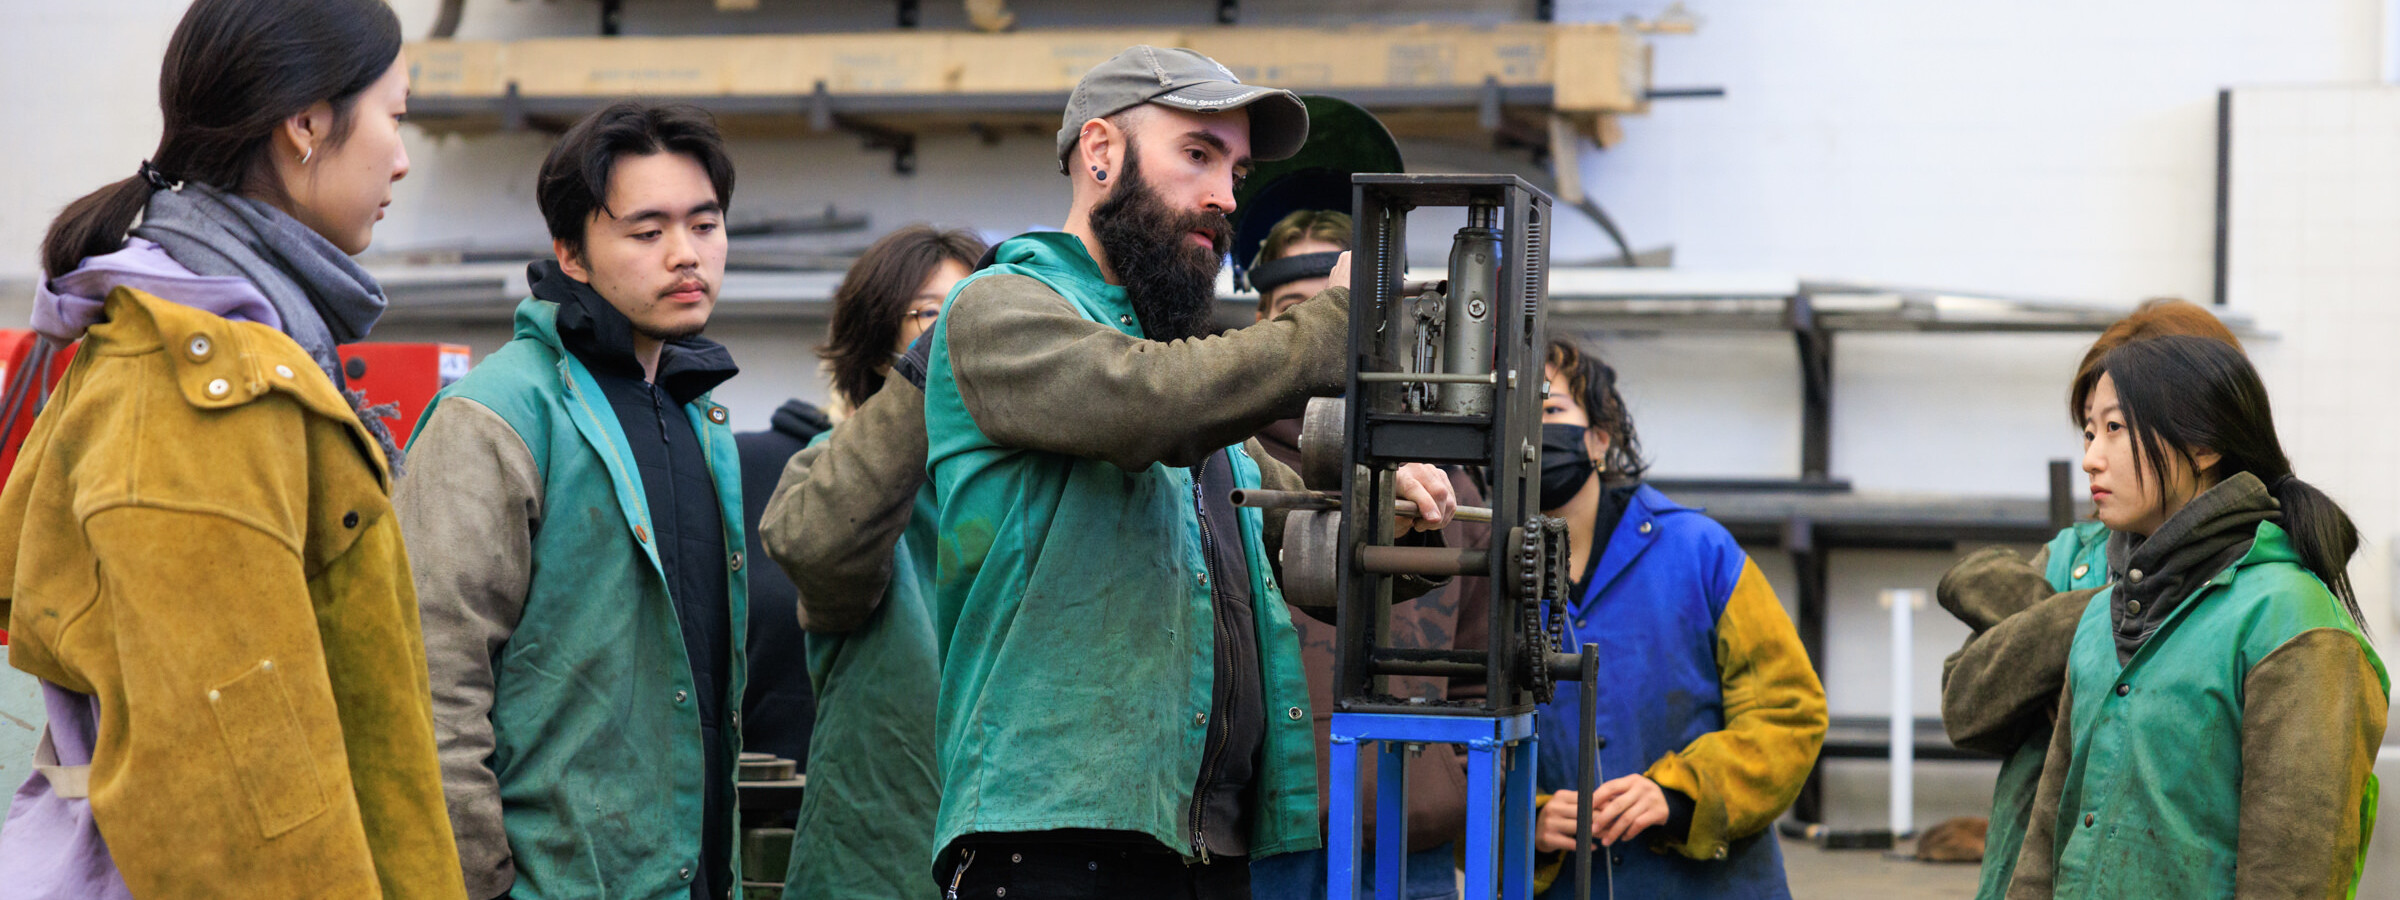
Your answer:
[299,146,314,165]
[1091,165,1107,182]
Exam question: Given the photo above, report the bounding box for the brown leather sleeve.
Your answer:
[2004,680,2072,900]
[2235,629,2389,899]
[946,275,1348,471]
[1941,583,2099,756]
[757,380,928,634]
[1939,546,2056,633]
[395,398,539,899]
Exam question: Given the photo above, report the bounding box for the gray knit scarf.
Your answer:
[131,182,403,470]
[2103,471,2278,663]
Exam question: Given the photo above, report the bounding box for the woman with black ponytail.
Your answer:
[1525,338,1826,899]
[0,1,463,898]
[2007,335,2386,898]
[1939,298,2246,900]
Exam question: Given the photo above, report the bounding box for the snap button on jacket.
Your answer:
[0,288,464,899]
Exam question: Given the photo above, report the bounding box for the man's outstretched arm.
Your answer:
[946,274,1348,471]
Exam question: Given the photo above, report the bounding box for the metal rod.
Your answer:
[1370,648,1487,678]
[2048,459,2074,531]
[1228,489,1344,512]
[1576,643,1603,900]
[1358,371,1498,385]
[1374,647,1486,665]
[1888,589,1920,837]
[1399,501,1491,524]
[1367,659,1489,678]
[1355,546,1490,577]
[1228,489,1493,524]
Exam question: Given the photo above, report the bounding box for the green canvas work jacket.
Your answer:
[758,378,945,900]
[1940,521,2109,900]
[397,296,749,900]
[2006,518,2387,899]
[920,232,1350,870]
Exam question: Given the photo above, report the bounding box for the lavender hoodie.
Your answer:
[30,237,279,342]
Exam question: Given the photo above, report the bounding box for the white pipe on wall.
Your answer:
[1884,588,1925,837]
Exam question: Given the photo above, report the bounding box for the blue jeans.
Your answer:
[1250,843,1460,900]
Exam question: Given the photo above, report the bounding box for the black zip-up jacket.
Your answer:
[540,263,741,900]
[735,399,832,776]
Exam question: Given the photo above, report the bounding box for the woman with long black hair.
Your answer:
[0,1,461,897]
[2008,335,2386,898]
[1938,298,2246,900]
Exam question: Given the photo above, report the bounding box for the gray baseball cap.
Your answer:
[1056,45,1310,174]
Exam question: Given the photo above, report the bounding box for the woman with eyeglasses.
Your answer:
[758,225,984,899]
[817,226,983,421]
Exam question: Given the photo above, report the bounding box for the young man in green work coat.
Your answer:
[396,102,749,900]
[919,46,1459,899]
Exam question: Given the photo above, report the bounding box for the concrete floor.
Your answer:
[1781,835,1981,900]
[1781,749,2400,899]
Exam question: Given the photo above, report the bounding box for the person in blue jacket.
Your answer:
[1529,337,1828,899]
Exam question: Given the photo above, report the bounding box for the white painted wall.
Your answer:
[3,0,2397,843]
[1558,0,2394,723]
[2224,83,2400,663]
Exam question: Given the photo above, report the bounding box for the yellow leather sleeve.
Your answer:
[1643,557,1828,860]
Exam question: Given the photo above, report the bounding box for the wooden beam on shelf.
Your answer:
[400,23,1652,135]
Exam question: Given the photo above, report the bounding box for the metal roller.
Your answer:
[1355,546,1491,578]
[1298,396,1348,490]
[1280,509,1343,613]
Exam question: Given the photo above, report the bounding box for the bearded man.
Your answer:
[917,46,1458,899]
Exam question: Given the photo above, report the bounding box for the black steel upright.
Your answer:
[1333,174,1561,717]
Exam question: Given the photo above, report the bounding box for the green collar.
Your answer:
[511,295,567,354]
[988,232,1138,331]
[2213,520,2302,587]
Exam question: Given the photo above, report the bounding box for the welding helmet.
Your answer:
[1230,95,1405,295]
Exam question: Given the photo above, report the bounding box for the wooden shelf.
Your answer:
[402,23,1650,138]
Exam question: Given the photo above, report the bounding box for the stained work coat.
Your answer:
[399,296,748,900]
[770,400,945,900]
[1535,486,1826,900]
[2010,521,2387,900]
[0,288,463,898]
[1940,521,2110,900]
[920,232,1335,867]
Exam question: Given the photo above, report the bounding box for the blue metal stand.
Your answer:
[1329,712,1538,900]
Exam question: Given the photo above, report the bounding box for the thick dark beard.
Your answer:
[1090,147,1231,343]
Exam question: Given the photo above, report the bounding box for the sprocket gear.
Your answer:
[1516,519,1557,704]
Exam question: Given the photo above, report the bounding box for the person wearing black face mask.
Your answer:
[1522,338,1827,900]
